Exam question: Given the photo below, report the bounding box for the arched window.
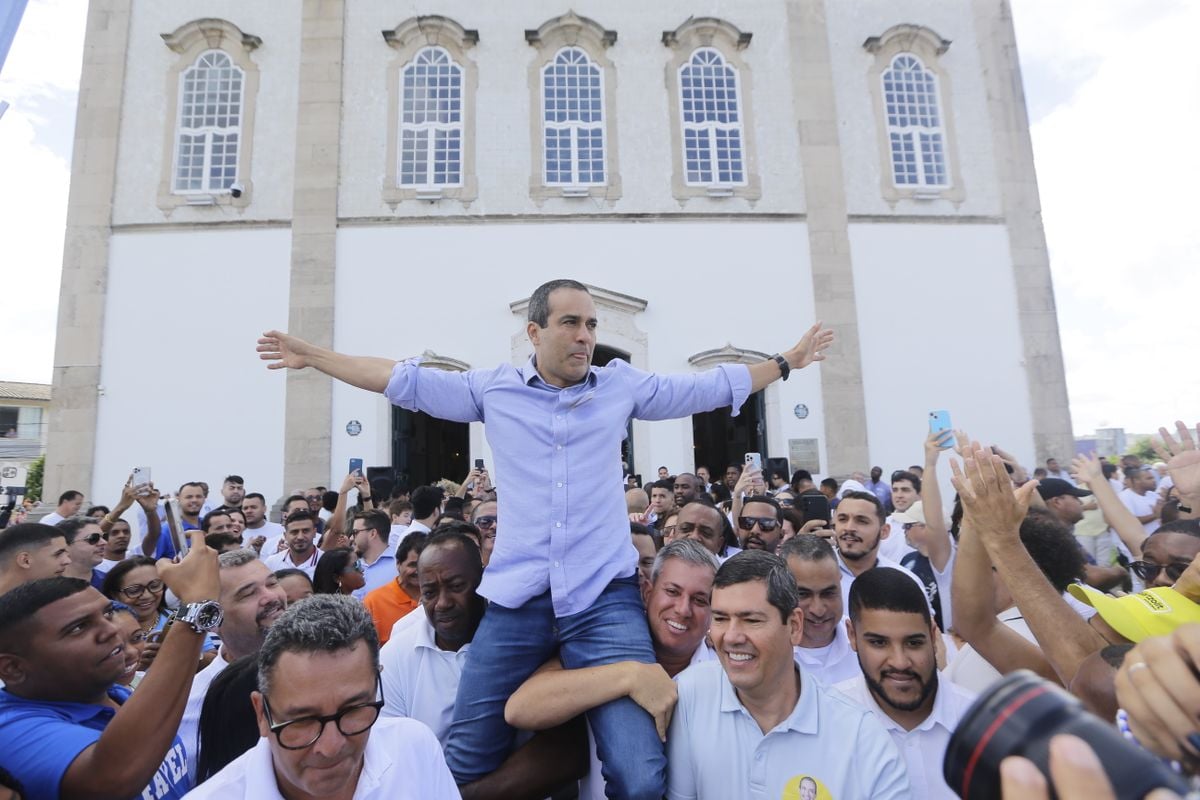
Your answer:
[173,50,244,193]
[679,49,745,186]
[882,54,947,188]
[399,47,464,188]
[542,47,606,186]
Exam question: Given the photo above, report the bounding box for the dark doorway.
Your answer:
[692,390,767,479]
[391,407,469,490]
[593,344,634,475]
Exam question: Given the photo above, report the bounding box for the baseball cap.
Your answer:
[1037,478,1092,502]
[891,500,926,526]
[1066,584,1200,643]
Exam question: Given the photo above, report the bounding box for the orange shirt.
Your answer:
[363,579,420,644]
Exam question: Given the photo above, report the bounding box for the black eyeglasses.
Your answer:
[1129,561,1188,583]
[737,516,779,532]
[262,674,384,750]
[119,579,164,599]
[902,522,925,532]
[474,516,497,529]
[81,533,104,545]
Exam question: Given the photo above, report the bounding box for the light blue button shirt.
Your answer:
[385,356,750,616]
[666,661,912,800]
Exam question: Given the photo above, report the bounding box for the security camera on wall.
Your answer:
[229,181,244,198]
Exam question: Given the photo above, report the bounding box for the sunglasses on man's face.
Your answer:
[1129,561,1188,583]
[81,533,104,545]
[737,516,779,532]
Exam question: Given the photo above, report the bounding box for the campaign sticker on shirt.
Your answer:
[783,774,832,800]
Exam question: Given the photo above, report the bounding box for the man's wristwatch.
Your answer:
[172,600,224,633]
[771,353,791,381]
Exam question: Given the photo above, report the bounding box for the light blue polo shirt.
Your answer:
[0,684,190,799]
[666,661,912,800]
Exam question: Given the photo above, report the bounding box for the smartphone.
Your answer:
[929,410,956,449]
[799,493,832,524]
[349,458,363,476]
[744,452,763,472]
[165,497,188,558]
[475,459,484,470]
[132,466,151,495]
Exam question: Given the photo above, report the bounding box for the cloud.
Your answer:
[0,0,85,384]
[1012,0,1200,435]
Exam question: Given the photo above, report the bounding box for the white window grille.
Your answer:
[679,48,745,186]
[542,47,605,186]
[882,54,948,188]
[173,51,243,193]
[399,47,464,187]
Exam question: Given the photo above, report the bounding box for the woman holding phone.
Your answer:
[103,556,217,669]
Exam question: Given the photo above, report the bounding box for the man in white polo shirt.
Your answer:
[780,534,860,685]
[380,529,586,796]
[263,510,321,578]
[835,568,976,800]
[187,594,459,799]
[666,550,910,799]
[833,491,927,613]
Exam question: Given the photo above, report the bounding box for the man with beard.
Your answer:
[179,548,288,777]
[220,475,246,510]
[99,517,133,572]
[672,473,702,509]
[736,495,784,554]
[833,491,927,613]
[836,568,975,799]
[382,530,586,798]
[240,493,284,555]
[666,551,909,799]
[263,510,321,578]
[144,481,207,558]
[781,534,860,685]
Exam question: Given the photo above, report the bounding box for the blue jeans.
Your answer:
[444,574,665,799]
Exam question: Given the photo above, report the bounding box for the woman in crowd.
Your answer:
[311,547,366,595]
[102,556,216,668]
[111,602,147,688]
[273,567,314,605]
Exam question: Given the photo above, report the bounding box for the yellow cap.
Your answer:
[1067,584,1200,643]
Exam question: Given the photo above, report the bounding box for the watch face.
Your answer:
[196,603,224,630]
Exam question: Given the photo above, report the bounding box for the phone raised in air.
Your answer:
[349,458,364,476]
[799,492,831,524]
[744,452,763,472]
[475,459,484,470]
[929,411,956,449]
[131,466,151,496]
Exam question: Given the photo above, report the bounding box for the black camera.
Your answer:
[943,670,1189,799]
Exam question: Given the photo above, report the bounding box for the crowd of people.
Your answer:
[0,279,1197,800]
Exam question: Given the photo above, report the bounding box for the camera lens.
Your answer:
[943,670,1189,799]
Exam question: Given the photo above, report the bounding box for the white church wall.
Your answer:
[111,1,302,225]
[94,228,292,507]
[848,222,1035,494]
[338,0,804,220]
[331,220,827,486]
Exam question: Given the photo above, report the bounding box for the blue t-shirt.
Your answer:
[153,520,201,560]
[0,684,191,799]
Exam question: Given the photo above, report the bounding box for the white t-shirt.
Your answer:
[245,521,286,557]
[944,607,1034,694]
[185,717,458,799]
[178,649,230,779]
[666,661,911,799]
[379,611,469,747]
[40,511,65,526]
[793,623,861,687]
[262,547,320,578]
[834,673,977,800]
[1120,488,1161,536]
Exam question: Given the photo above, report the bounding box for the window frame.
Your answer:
[383,17,479,205]
[158,19,261,212]
[398,46,466,190]
[171,50,246,196]
[541,47,608,188]
[662,17,760,202]
[882,53,949,190]
[678,47,747,188]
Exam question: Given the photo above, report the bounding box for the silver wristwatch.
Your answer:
[172,600,224,633]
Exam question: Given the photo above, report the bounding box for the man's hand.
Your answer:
[118,476,138,507]
[924,429,954,461]
[1071,453,1106,489]
[991,444,1030,484]
[249,534,266,553]
[784,322,835,371]
[950,443,1038,551]
[156,536,219,605]
[624,662,678,742]
[134,484,161,514]
[258,330,317,371]
[339,471,359,495]
[1115,624,1200,767]
[1155,422,1200,504]
[1000,734,1180,800]
[733,466,763,498]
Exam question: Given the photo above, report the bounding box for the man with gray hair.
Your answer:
[188,594,458,798]
[178,548,289,777]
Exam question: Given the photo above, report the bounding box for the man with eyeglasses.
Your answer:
[263,510,321,579]
[189,593,458,799]
[736,495,784,554]
[57,516,108,590]
[471,499,498,567]
[351,509,398,600]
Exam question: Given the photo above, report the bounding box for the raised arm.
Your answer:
[911,430,953,571]
[1071,453,1148,559]
[60,540,220,799]
[1156,421,1200,521]
[322,472,359,550]
[954,448,1107,686]
[746,322,835,393]
[505,657,678,742]
[258,330,397,393]
[101,477,137,535]
[135,486,163,557]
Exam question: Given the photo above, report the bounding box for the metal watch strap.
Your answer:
[772,353,790,381]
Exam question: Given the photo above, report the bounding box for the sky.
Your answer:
[0,1,1196,437]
